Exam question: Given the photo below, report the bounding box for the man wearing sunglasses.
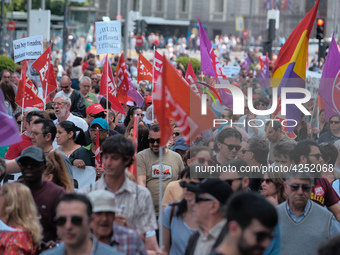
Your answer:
[277,171,335,255]
[220,159,250,192]
[213,128,242,165]
[318,115,340,144]
[41,193,121,255]
[185,178,233,255]
[211,192,278,255]
[137,124,184,217]
[292,139,340,223]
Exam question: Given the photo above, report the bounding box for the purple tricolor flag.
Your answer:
[127,78,144,108]
[241,52,252,71]
[0,90,21,146]
[318,35,340,121]
[198,17,233,108]
[258,56,270,88]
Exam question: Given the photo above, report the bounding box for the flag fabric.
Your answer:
[94,128,101,181]
[154,55,216,146]
[100,55,125,114]
[258,55,270,88]
[241,52,252,71]
[185,61,202,98]
[128,115,138,182]
[270,0,320,132]
[127,79,144,108]
[137,53,153,83]
[116,54,129,105]
[153,50,163,83]
[0,90,21,146]
[15,60,44,109]
[259,55,266,69]
[318,36,340,121]
[32,44,57,100]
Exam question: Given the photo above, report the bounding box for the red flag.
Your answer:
[185,61,202,98]
[100,55,125,115]
[137,53,153,83]
[154,55,216,145]
[15,60,44,109]
[210,49,228,80]
[115,54,129,105]
[153,50,163,84]
[128,115,138,182]
[32,44,57,100]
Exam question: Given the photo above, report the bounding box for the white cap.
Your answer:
[87,190,119,213]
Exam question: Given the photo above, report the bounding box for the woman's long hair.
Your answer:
[267,171,287,204]
[0,183,43,247]
[45,150,72,191]
[1,81,17,112]
[73,57,83,67]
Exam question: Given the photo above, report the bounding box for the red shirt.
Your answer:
[5,133,33,160]
[311,178,340,207]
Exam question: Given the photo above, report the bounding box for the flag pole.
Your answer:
[158,145,163,249]
[152,46,155,122]
[106,54,109,124]
[21,60,27,134]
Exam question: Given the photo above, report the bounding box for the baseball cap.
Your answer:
[186,178,233,204]
[87,190,119,213]
[86,103,105,116]
[171,137,189,151]
[145,96,153,106]
[126,96,135,107]
[16,146,46,164]
[91,118,109,130]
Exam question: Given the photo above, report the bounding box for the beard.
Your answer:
[56,107,67,119]
[237,231,266,255]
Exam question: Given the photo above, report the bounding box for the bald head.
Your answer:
[59,76,72,94]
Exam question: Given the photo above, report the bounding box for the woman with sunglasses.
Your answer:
[0,182,43,254]
[261,171,287,206]
[162,167,201,255]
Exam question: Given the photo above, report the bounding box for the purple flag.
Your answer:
[241,52,252,71]
[318,35,340,121]
[198,18,217,79]
[126,73,144,108]
[257,57,270,88]
[0,90,21,146]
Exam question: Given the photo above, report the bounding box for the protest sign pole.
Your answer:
[151,46,155,122]
[106,54,109,124]
[158,146,163,249]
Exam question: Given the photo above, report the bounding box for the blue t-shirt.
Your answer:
[162,203,196,255]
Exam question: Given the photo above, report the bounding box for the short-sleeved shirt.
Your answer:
[162,204,196,255]
[78,175,158,234]
[311,178,340,207]
[69,144,94,166]
[137,148,184,216]
[5,133,32,159]
[162,180,183,208]
[84,92,99,108]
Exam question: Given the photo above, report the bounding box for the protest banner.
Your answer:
[72,166,96,190]
[306,70,321,98]
[96,21,121,55]
[13,35,43,63]
[223,66,241,78]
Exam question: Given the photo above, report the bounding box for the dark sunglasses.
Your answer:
[91,78,98,81]
[191,157,214,166]
[222,143,241,151]
[220,114,227,118]
[254,231,275,243]
[289,184,312,192]
[195,195,213,203]
[261,178,272,185]
[224,178,242,186]
[308,153,323,160]
[173,132,181,136]
[60,85,69,89]
[148,138,160,144]
[17,121,22,125]
[54,215,84,226]
[179,181,199,188]
[330,120,340,124]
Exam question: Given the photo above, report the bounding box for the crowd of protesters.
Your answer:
[0,34,339,255]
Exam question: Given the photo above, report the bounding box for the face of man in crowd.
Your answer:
[1,71,11,83]
[90,211,115,240]
[18,157,45,184]
[237,141,248,160]
[30,123,47,148]
[60,77,72,94]
[265,126,281,143]
[191,192,216,226]
[149,130,161,154]
[90,124,109,146]
[220,171,246,192]
[102,153,129,177]
[285,178,312,211]
[302,145,323,166]
[54,97,69,119]
[274,154,293,168]
[329,116,340,133]
[80,80,91,96]
[90,74,99,85]
[217,137,241,162]
[11,73,20,85]
[56,201,90,249]
[190,150,212,167]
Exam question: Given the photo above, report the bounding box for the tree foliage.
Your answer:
[0,56,17,73]
[175,56,201,73]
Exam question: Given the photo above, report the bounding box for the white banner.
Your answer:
[13,35,43,63]
[72,166,96,190]
[96,21,121,55]
[223,66,241,78]
[1,173,22,185]
[306,70,321,98]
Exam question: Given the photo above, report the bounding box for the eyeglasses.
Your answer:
[148,138,160,144]
[254,231,275,243]
[60,85,69,89]
[308,153,323,160]
[54,215,84,226]
[190,157,214,166]
[29,131,45,137]
[241,149,251,154]
[173,132,181,137]
[179,181,199,188]
[289,184,312,192]
[195,195,214,203]
[90,128,106,133]
[2,76,10,79]
[330,120,340,124]
[17,121,22,125]
[261,178,272,185]
[224,178,242,186]
[91,78,98,81]
[52,102,67,107]
[222,143,241,151]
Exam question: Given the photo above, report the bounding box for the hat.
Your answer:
[172,137,189,151]
[16,146,45,164]
[86,103,105,116]
[145,96,153,106]
[186,178,233,204]
[91,118,109,130]
[126,96,135,107]
[87,190,119,213]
